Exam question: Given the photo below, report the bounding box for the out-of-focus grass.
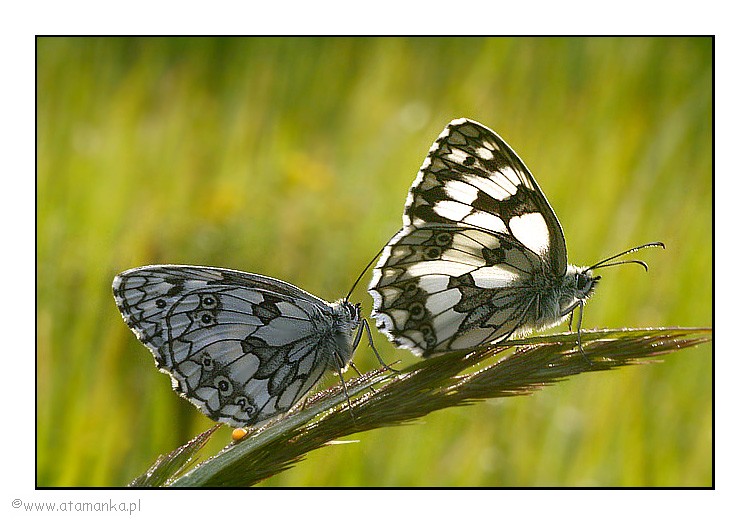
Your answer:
[37,37,712,487]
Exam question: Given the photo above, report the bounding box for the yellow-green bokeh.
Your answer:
[37,37,712,487]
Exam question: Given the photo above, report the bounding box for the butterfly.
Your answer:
[368,118,663,357]
[113,265,385,428]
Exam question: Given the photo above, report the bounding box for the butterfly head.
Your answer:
[558,267,600,315]
[325,299,364,372]
[572,267,601,301]
[346,301,363,323]
[332,299,363,328]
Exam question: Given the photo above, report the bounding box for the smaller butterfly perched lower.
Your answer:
[113,265,381,428]
[369,118,663,357]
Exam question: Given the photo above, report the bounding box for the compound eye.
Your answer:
[576,274,588,291]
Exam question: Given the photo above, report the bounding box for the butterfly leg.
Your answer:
[358,320,400,373]
[348,361,380,396]
[349,362,364,377]
[332,352,357,426]
[354,321,397,394]
[574,303,592,365]
[561,301,592,365]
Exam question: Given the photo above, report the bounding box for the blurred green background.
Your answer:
[37,37,712,487]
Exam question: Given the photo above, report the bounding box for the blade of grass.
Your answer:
[171,366,389,487]
[129,423,221,487]
[136,327,710,487]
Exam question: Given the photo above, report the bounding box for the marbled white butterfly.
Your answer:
[368,118,663,357]
[113,265,384,427]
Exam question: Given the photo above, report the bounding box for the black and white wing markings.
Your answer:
[113,265,362,427]
[403,117,567,274]
[370,118,594,356]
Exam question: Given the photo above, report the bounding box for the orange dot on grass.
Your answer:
[232,428,249,441]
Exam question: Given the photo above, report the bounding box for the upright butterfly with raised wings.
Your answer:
[368,118,662,357]
[113,265,382,428]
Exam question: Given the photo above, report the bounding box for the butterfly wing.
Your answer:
[113,265,341,427]
[369,118,568,356]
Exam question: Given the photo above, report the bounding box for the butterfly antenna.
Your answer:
[585,242,665,272]
[345,247,384,301]
[346,231,403,300]
[592,259,649,271]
